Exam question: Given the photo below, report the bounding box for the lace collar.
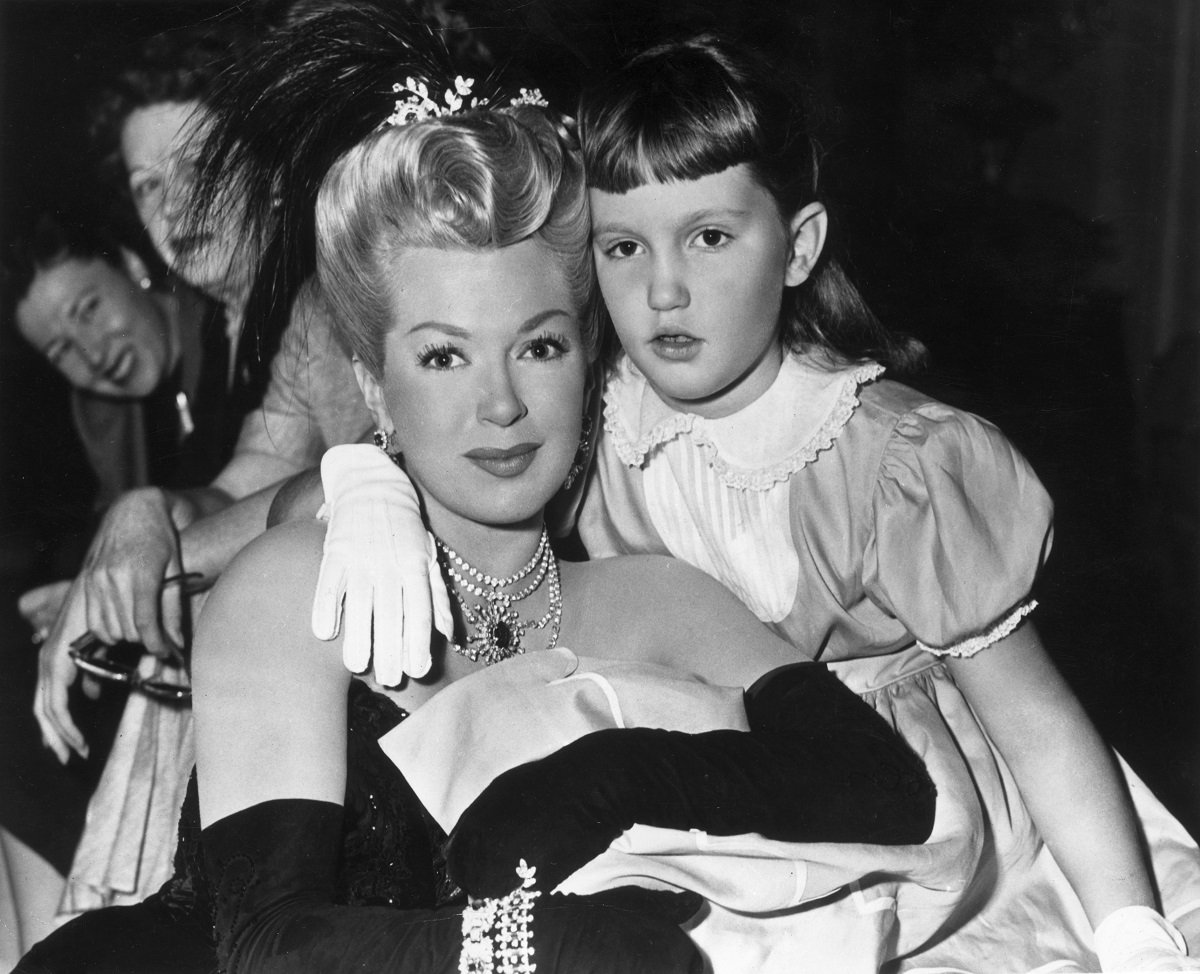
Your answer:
[602,353,884,491]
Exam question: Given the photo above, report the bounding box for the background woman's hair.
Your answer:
[578,33,926,373]
[88,25,248,202]
[1,212,148,324]
[317,107,599,376]
[186,2,496,365]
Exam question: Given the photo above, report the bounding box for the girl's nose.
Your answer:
[477,363,528,427]
[647,256,689,311]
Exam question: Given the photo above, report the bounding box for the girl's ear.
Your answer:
[352,357,396,435]
[119,247,152,289]
[784,202,828,287]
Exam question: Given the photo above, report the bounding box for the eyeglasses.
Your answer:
[68,572,208,703]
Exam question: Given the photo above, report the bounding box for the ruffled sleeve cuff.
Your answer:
[864,402,1054,652]
[916,599,1038,659]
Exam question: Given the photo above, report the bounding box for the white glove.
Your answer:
[312,444,453,686]
[1094,906,1200,972]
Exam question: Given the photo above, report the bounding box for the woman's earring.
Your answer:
[562,414,593,491]
[372,428,402,467]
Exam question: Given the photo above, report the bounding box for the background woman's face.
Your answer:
[121,100,246,304]
[361,238,588,543]
[16,256,172,398]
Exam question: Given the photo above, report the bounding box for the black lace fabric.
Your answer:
[158,679,462,936]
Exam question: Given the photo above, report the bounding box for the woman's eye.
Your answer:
[694,228,729,248]
[521,334,568,361]
[416,344,464,370]
[603,239,643,259]
[80,296,99,323]
[131,178,160,202]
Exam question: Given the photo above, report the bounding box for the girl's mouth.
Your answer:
[650,333,702,361]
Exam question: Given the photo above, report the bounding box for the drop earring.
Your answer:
[562,413,593,491]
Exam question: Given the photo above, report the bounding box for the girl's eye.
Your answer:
[694,228,730,249]
[416,344,465,370]
[79,296,99,323]
[520,333,569,362]
[603,239,643,259]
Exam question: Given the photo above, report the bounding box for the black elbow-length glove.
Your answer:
[446,661,936,898]
[202,798,703,974]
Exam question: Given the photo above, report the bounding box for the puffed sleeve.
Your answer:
[862,402,1054,657]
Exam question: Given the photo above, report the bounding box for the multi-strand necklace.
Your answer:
[435,525,562,666]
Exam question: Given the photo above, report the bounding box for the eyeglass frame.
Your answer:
[68,571,208,703]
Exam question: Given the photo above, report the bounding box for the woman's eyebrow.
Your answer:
[406,320,471,338]
[407,308,572,337]
[518,309,573,332]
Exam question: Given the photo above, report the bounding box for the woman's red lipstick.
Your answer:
[465,443,540,478]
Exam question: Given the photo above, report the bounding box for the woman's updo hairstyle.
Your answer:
[187,1,593,365]
[578,34,925,373]
[317,105,597,377]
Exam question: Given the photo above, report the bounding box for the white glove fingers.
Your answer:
[426,532,455,639]
[311,562,346,641]
[340,585,372,674]
[400,586,432,681]
[374,593,408,687]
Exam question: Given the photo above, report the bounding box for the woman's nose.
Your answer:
[647,256,689,311]
[76,338,107,373]
[162,181,188,223]
[477,363,528,427]
[162,164,196,223]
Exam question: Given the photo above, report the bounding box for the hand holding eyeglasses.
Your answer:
[34,572,207,764]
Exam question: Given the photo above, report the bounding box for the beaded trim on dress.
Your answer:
[916,599,1038,659]
[602,355,885,491]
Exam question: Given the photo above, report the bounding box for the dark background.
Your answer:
[1,0,1198,837]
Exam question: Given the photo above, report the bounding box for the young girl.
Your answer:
[315,33,1200,974]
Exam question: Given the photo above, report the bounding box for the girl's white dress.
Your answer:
[561,352,1200,973]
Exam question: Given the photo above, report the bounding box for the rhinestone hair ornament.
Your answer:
[381,75,549,129]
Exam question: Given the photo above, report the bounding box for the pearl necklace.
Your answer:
[435,526,562,665]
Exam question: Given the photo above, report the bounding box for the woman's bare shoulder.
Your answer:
[202,520,327,626]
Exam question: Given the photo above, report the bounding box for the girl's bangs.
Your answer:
[583,85,756,194]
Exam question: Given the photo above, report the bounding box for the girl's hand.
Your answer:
[1094,906,1200,972]
[311,444,453,686]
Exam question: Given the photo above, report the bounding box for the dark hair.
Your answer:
[578,34,925,373]
[89,25,248,201]
[187,1,535,359]
[2,213,124,321]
